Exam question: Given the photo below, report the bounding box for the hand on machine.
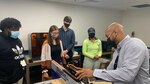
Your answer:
[66,64,94,80]
[66,64,94,84]
[66,64,82,76]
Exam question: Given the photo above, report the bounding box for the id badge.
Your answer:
[20,60,26,67]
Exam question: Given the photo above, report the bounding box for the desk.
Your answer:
[102,51,114,59]
[26,60,41,84]
[72,52,113,68]
[102,52,113,55]
[35,78,66,84]
[92,82,112,84]
[25,55,80,84]
[35,78,112,84]
[25,53,112,84]
[73,54,80,60]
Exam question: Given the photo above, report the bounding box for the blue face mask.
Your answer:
[10,31,20,39]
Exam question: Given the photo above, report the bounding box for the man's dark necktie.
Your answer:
[113,47,121,70]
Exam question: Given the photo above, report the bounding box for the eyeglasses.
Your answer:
[106,31,115,39]
[51,32,59,35]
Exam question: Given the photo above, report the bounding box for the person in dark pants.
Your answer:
[59,16,75,65]
[0,17,24,84]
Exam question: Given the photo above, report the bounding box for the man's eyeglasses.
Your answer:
[106,31,115,39]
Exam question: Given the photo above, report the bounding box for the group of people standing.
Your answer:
[41,16,76,79]
[0,16,102,83]
[0,16,149,84]
[40,16,102,79]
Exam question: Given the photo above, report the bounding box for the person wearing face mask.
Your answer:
[82,27,102,69]
[107,34,117,51]
[75,22,150,84]
[59,16,75,65]
[41,25,64,79]
[0,17,25,84]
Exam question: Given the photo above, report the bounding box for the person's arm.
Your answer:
[66,30,75,52]
[93,46,144,82]
[41,42,51,69]
[97,39,102,57]
[82,40,95,59]
[60,40,64,57]
[60,40,66,65]
[41,43,51,79]
[41,43,51,61]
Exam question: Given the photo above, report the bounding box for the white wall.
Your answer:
[122,8,150,47]
[0,0,123,50]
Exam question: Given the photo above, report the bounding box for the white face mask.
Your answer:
[10,31,20,39]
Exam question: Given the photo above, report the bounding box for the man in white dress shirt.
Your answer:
[75,22,150,84]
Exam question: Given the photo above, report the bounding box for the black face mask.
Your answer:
[89,33,95,39]
[64,23,70,28]
[107,38,117,48]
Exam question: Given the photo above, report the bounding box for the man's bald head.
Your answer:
[105,22,126,45]
[106,22,123,33]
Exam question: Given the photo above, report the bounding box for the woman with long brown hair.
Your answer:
[41,25,64,79]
